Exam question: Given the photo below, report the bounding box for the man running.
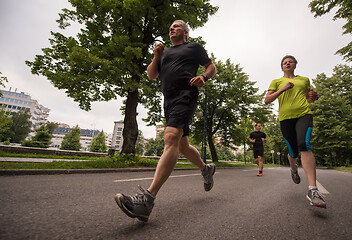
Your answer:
[249,123,267,176]
[114,20,217,222]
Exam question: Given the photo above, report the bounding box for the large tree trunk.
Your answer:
[337,151,344,167]
[208,132,218,162]
[121,90,139,154]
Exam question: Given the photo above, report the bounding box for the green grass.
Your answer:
[3,151,349,172]
[326,166,352,172]
[0,160,258,170]
[0,151,263,170]
[0,151,104,160]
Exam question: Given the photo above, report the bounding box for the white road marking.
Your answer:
[316,180,330,194]
[113,173,211,183]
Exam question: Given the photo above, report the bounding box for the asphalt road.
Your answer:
[0,167,351,240]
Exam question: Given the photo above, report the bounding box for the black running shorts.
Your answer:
[253,147,264,159]
[280,114,313,158]
[164,97,197,137]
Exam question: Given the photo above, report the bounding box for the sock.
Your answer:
[309,185,318,190]
[259,171,263,173]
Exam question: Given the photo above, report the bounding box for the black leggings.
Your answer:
[280,114,313,158]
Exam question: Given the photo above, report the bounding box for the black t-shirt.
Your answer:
[158,42,211,105]
[249,131,267,149]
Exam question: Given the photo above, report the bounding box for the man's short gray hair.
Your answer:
[174,20,189,41]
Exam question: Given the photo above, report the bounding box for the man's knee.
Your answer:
[164,128,182,146]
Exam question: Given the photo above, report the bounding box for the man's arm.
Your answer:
[147,43,164,80]
[189,62,217,88]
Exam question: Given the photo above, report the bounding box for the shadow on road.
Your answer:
[309,207,329,219]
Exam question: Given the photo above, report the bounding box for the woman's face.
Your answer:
[282,58,296,72]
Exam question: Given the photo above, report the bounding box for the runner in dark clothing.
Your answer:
[249,123,267,176]
[115,20,217,222]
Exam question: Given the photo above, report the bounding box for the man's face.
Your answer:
[255,124,261,131]
[282,58,296,72]
[169,21,187,41]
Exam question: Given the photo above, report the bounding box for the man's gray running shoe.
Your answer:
[291,169,301,184]
[306,188,326,208]
[115,185,155,222]
[202,163,216,191]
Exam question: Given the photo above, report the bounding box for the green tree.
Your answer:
[231,117,254,164]
[26,0,218,154]
[0,107,12,140]
[60,125,81,151]
[145,130,165,156]
[310,0,352,61]
[22,123,58,148]
[0,72,8,96]
[1,108,32,143]
[90,130,107,153]
[191,58,265,162]
[263,115,288,165]
[215,144,236,161]
[311,64,352,166]
[135,130,145,156]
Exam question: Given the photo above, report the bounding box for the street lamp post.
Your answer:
[277,152,281,165]
[202,92,207,164]
[271,150,274,164]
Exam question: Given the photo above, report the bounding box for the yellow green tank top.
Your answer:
[268,76,312,121]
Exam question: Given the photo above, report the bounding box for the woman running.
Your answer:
[264,55,326,208]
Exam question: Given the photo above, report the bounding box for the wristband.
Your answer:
[201,74,208,81]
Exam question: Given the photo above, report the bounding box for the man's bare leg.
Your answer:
[147,127,183,196]
[254,158,259,166]
[179,136,206,170]
[258,156,264,172]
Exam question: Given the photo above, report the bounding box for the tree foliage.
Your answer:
[0,108,32,143]
[90,130,107,153]
[135,130,145,155]
[231,117,254,164]
[262,116,289,165]
[0,72,8,94]
[309,0,352,61]
[144,130,165,156]
[60,125,81,151]
[216,144,236,161]
[0,107,12,140]
[311,64,352,166]
[26,0,218,154]
[22,122,58,148]
[191,57,271,161]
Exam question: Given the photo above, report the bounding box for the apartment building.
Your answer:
[0,89,50,130]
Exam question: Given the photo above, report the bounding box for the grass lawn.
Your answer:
[1,151,350,172]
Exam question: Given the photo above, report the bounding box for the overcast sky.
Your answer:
[0,0,350,139]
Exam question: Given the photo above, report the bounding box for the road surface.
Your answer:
[0,167,351,239]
